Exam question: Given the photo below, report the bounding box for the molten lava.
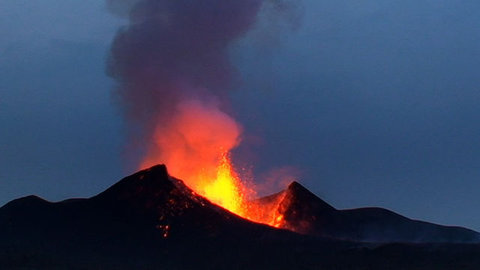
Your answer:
[202,152,246,216]
[140,99,283,226]
[184,150,283,227]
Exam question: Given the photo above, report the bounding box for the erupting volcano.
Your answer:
[2,164,479,270]
[107,0,300,226]
[4,0,480,269]
[138,99,259,223]
[139,99,281,226]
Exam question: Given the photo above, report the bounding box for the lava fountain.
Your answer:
[106,0,297,227]
[140,98,264,223]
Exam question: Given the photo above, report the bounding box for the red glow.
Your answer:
[141,99,281,226]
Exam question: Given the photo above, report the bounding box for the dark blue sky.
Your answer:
[1,0,480,231]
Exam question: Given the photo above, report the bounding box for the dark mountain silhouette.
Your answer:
[262,181,480,243]
[1,164,480,270]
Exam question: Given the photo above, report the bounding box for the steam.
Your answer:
[106,0,301,188]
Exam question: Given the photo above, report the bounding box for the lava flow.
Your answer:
[145,148,277,226]
[202,152,247,217]
[140,99,281,226]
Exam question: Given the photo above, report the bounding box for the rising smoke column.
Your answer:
[107,0,262,171]
[106,0,270,208]
[106,0,300,218]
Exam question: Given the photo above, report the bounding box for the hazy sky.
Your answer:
[1,0,480,231]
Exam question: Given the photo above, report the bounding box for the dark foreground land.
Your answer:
[1,165,479,269]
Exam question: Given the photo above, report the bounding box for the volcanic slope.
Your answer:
[258,181,480,243]
[1,164,480,270]
[0,165,334,269]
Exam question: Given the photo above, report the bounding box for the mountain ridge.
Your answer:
[268,180,480,243]
[1,164,480,269]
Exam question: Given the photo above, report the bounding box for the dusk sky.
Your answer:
[1,0,480,231]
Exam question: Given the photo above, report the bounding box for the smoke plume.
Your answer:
[106,0,300,196]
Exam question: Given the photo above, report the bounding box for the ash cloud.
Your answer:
[107,0,262,124]
[106,0,301,170]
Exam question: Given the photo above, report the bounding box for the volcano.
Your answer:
[1,165,480,270]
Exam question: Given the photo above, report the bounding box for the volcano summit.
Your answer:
[1,165,479,269]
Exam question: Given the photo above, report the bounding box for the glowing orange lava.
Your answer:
[202,152,246,216]
[140,99,280,227]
